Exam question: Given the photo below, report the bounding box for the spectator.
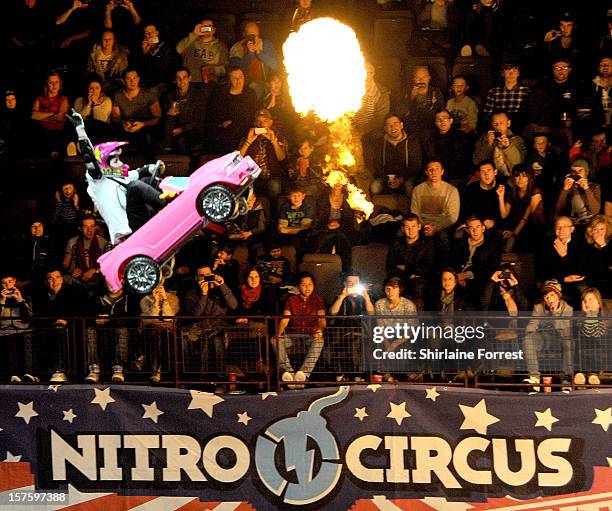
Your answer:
[569,129,611,184]
[85,284,140,383]
[428,268,473,311]
[62,214,107,295]
[410,160,460,251]
[526,133,566,213]
[205,66,258,154]
[352,61,390,139]
[229,21,279,100]
[132,22,178,95]
[386,213,436,302]
[543,10,581,67]
[583,56,611,131]
[235,266,278,319]
[312,184,361,271]
[368,113,422,197]
[473,110,526,177]
[274,272,326,387]
[32,269,82,382]
[329,271,375,379]
[527,57,580,141]
[483,59,530,133]
[103,0,142,49]
[0,89,28,162]
[374,276,417,353]
[0,274,35,383]
[288,137,324,199]
[581,215,611,298]
[224,190,266,261]
[53,0,95,71]
[239,108,288,201]
[425,109,473,184]
[72,75,113,144]
[446,75,478,134]
[523,279,573,388]
[52,181,81,243]
[481,263,529,312]
[460,160,510,231]
[277,184,314,256]
[212,243,240,296]
[86,30,129,93]
[291,0,316,31]
[398,66,444,141]
[554,159,601,226]
[183,264,238,374]
[176,19,228,87]
[159,67,208,155]
[502,165,546,253]
[574,287,609,385]
[262,72,297,142]
[538,216,585,305]
[31,71,70,158]
[13,220,58,290]
[458,0,501,57]
[255,241,292,289]
[111,67,161,153]
[449,215,501,303]
[9,0,50,75]
[139,282,179,383]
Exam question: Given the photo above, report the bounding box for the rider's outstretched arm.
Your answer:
[66,109,102,179]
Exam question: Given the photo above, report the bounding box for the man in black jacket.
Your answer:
[386,214,435,302]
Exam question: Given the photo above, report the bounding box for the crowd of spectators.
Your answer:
[0,0,610,387]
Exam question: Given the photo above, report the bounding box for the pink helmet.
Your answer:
[93,141,130,177]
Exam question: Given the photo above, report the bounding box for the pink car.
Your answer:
[97,151,261,293]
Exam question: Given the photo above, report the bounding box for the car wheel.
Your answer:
[197,185,238,223]
[124,256,160,294]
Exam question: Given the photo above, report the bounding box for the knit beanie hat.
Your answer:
[542,279,562,299]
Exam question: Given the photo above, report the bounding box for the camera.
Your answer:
[199,26,212,34]
[500,270,513,280]
[493,131,502,138]
[571,174,581,182]
[254,127,268,135]
[415,83,426,89]
[246,34,257,43]
[203,274,217,282]
[115,0,124,4]
[353,284,365,294]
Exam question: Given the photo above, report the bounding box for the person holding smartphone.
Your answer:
[176,19,228,86]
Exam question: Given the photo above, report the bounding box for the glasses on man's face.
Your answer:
[554,65,570,71]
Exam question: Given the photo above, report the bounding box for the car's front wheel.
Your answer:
[197,184,238,223]
[124,256,160,294]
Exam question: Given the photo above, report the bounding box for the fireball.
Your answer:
[283,18,366,123]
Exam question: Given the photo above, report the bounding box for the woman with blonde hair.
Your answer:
[582,214,611,297]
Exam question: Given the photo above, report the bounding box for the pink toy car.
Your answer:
[97,151,261,293]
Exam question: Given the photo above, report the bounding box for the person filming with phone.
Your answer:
[554,159,601,226]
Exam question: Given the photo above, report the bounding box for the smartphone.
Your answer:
[200,26,212,34]
[254,127,268,135]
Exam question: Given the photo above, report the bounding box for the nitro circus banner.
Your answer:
[0,385,610,510]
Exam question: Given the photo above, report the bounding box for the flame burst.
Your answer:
[284,18,374,219]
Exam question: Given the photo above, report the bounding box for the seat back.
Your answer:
[299,254,343,304]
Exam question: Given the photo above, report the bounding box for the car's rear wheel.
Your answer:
[197,184,238,223]
[124,256,160,294]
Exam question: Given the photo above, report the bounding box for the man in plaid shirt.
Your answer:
[484,59,530,133]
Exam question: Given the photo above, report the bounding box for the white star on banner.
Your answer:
[354,407,368,422]
[534,408,558,432]
[91,387,115,411]
[367,384,381,393]
[187,390,224,418]
[48,385,60,392]
[63,409,77,424]
[237,412,252,426]
[15,402,38,424]
[592,407,612,432]
[4,451,22,462]
[459,399,499,435]
[387,402,411,426]
[142,401,164,424]
[260,392,278,400]
[421,497,473,511]
[607,457,612,467]
[425,387,440,402]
